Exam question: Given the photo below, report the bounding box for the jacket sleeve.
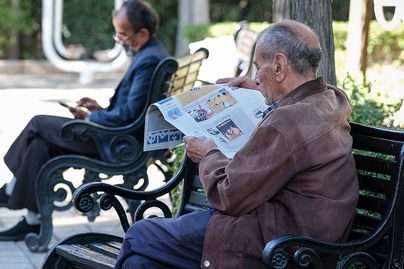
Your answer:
[88,58,158,127]
[199,125,297,216]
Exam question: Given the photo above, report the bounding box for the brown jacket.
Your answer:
[199,78,359,269]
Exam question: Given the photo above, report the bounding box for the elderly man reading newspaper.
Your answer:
[115,20,358,269]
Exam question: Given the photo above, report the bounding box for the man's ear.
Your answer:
[139,28,150,39]
[274,53,287,81]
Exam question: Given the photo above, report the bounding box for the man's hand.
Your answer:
[69,106,90,120]
[228,76,259,89]
[216,77,236,84]
[216,76,259,89]
[184,136,218,163]
[76,97,103,112]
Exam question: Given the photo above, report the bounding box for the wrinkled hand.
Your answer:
[76,97,103,112]
[216,76,259,89]
[69,106,90,120]
[184,136,218,163]
[227,76,259,89]
[216,77,235,84]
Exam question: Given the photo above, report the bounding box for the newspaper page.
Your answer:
[144,84,269,158]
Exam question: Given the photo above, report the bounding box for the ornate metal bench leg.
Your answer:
[25,213,53,253]
[26,166,75,252]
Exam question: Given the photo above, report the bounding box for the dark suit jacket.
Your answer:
[88,37,169,161]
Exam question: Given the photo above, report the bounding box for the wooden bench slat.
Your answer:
[189,191,212,208]
[184,203,208,212]
[176,53,207,66]
[354,154,397,175]
[87,242,120,259]
[104,241,122,250]
[357,174,395,195]
[356,194,388,215]
[352,213,381,230]
[193,175,203,189]
[56,244,115,269]
[353,134,403,155]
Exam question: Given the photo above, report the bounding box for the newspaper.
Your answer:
[144,84,269,158]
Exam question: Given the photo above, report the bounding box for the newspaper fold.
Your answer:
[144,84,269,158]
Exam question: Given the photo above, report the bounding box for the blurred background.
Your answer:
[0,0,402,127]
[0,1,403,267]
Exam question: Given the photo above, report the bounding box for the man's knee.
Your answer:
[29,114,47,125]
[124,218,154,240]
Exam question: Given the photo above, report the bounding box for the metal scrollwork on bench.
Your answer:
[76,191,132,231]
[337,252,379,269]
[269,249,288,269]
[49,171,76,211]
[62,123,93,142]
[264,246,324,269]
[293,248,323,268]
[99,194,131,232]
[77,193,95,213]
[134,200,172,221]
[110,135,142,163]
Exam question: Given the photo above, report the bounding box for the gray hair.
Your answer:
[257,22,322,75]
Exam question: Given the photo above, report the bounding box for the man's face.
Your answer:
[112,12,143,52]
[253,48,279,104]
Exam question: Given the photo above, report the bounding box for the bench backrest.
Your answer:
[141,47,209,127]
[348,123,404,263]
[167,48,209,97]
[234,21,258,77]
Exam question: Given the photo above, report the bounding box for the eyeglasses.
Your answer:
[112,32,135,44]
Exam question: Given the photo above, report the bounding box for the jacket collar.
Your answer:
[277,77,326,108]
[139,36,157,52]
[129,36,158,60]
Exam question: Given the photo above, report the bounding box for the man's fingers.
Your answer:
[216,77,235,84]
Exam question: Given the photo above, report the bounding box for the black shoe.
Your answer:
[0,184,10,207]
[0,217,40,241]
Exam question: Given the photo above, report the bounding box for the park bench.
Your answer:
[25,48,209,253]
[41,122,404,268]
[234,21,258,78]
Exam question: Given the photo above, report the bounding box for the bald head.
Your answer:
[256,20,322,75]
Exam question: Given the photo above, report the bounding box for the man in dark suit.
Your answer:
[0,0,169,241]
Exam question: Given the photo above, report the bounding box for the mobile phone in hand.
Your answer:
[58,101,76,110]
[58,101,72,109]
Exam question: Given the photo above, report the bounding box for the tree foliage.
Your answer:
[62,0,115,58]
[64,0,179,56]
[0,0,367,60]
[0,0,41,59]
[343,74,402,128]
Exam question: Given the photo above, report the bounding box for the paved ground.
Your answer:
[0,71,169,268]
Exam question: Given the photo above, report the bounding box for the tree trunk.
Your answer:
[9,0,20,59]
[273,0,290,23]
[345,0,373,81]
[288,0,336,85]
[176,0,210,57]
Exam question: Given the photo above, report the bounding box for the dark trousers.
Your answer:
[3,115,99,212]
[115,209,215,269]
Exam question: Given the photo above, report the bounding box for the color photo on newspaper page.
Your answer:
[144,84,269,158]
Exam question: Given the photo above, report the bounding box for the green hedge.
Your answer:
[342,75,402,128]
[333,21,404,65]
